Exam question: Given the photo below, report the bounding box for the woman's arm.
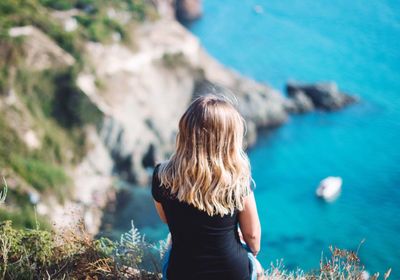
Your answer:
[238,192,261,256]
[154,200,168,224]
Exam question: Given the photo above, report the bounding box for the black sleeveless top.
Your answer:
[151,163,251,280]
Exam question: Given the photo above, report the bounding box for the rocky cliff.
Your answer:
[68,18,294,234]
[77,19,291,187]
[0,0,356,235]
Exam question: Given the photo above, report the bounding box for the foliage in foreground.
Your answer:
[261,246,391,280]
[0,220,163,280]
[0,223,392,279]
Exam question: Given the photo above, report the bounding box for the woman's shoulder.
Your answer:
[151,162,172,203]
[152,162,164,181]
[151,163,162,199]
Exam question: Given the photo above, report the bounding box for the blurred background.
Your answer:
[0,0,399,278]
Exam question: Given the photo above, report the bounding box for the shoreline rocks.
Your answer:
[176,0,202,22]
[286,81,359,112]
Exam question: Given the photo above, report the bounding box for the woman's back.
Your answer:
[151,95,261,279]
[152,163,251,280]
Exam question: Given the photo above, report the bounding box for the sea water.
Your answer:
[187,0,400,276]
[107,0,400,277]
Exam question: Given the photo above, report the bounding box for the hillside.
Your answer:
[0,0,295,235]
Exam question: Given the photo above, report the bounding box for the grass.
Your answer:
[0,0,156,46]
[9,156,68,194]
[0,0,81,58]
[0,207,50,231]
[0,47,102,224]
[0,66,98,201]
[260,247,392,280]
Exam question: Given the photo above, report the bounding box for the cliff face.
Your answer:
[77,19,291,190]
[67,18,293,234]
[1,1,292,235]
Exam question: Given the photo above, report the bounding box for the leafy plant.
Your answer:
[99,220,166,272]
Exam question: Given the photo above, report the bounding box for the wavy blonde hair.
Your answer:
[158,94,254,216]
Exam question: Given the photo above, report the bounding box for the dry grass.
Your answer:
[0,219,162,280]
[259,243,391,280]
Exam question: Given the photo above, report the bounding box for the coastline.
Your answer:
[0,0,356,237]
[74,5,357,236]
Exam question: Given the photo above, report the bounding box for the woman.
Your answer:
[152,94,262,280]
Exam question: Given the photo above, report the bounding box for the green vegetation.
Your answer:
[0,0,157,230]
[0,178,51,232]
[0,0,157,92]
[10,157,68,194]
[0,221,391,279]
[0,0,159,228]
[0,206,50,230]
[15,67,103,130]
[262,247,392,280]
[0,66,87,226]
[0,220,162,280]
[0,0,80,58]
[162,52,189,69]
[0,0,156,52]
[0,66,100,203]
[0,116,28,166]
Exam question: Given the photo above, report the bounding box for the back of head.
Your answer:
[158,94,253,216]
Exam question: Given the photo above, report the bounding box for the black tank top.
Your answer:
[152,163,251,280]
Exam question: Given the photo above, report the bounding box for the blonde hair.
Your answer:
[158,94,254,216]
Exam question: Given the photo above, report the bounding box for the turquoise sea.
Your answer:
[107,0,400,277]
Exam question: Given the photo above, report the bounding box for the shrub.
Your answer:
[0,220,162,279]
[162,52,188,69]
[261,246,392,279]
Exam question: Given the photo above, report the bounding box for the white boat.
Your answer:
[316,176,342,201]
[253,5,264,14]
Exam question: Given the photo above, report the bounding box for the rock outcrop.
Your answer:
[197,51,289,131]
[286,82,358,111]
[176,0,202,22]
[78,19,291,186]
